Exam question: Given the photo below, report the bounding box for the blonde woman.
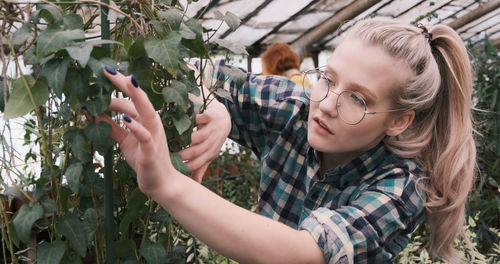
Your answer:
[100,19,476,263]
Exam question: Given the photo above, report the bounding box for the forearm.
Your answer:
[152,172,325,264]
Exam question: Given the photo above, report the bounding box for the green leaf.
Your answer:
[36,4,63,24]
[129,36,147,58]
[65,44,93,67]
[214,10,241,31]
[37,240,66,264]
[41,57,71,98]
[63,129,88,162]
[3,76,49,120]
[12,203,43,243]
[163,80,188,106]
[64,67,92,106]
[221,66,247,87]
[62,14,84,30]
[115,239,136,258]
[214,88,233,103]
[36,25,85,57]
[64,161,83,193]
[151,208,172,223]
[144,32,182,73]
[40,196,58,214]
[214,39,248,56]
[12,23,32,46]
[173,113,192,135]
[139,240,167,264]
[180,23,196,40]
[57,213,87,257]
[84,121,113,152]
[170,153,190,176]
[158,9,183,29]
[87,57,116,91]
[83,94,111,116]
[82,208,97,249]
[223,11,241,31]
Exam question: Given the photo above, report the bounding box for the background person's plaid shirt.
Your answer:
[197,60,425,264]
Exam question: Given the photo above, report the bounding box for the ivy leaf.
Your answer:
[12,23,32,46]
[139,240,168,264]
[37,240,66,264]
[215,88,233,103]
[57,213,87,257]
[170,153,190,176]
[36,25,85,57]
[64,161,83,193]
[83,94,111,116]
[223,11,241,31]
[221,66,247,87]
[180,23,196,39]
[214,39,248,56]
[151,208,172,223]
[87,57,117,91]
[82,208,97,249]
[63,129,88,162]
[40,57,70,98]
[172,113,192,135]
[84,121,113,152]
[115,239,136,258]
[65,43,93,67]
[4,76,49,120]
[64,67,92,106]
[40,196,58,214]
[34,4,63,24]
[214,10,241,31]
[12,204,43,243]
[158,9,183,29]
[162,80,188,108]
[62,14,84,30]
[144,32,182,73]
[129,36,147,58]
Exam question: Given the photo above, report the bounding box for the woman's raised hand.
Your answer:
[97,66,173,197]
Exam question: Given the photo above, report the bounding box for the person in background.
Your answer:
[100,19,477,263]
[260,42,311,88]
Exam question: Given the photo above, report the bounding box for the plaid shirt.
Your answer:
[199,60,425,264]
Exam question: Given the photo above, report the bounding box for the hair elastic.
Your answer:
[417,23,433,42]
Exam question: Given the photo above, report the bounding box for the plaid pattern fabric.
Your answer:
[198,60,425,264]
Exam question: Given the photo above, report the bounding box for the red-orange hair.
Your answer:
[260,43,300,75]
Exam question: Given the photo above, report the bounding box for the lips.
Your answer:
[313,117,333,134]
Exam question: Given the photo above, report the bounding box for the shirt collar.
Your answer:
[308,142,391,188]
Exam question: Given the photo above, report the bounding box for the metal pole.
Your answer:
[100,0,115,262]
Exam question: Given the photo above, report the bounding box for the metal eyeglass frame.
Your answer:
[302,68,403,125]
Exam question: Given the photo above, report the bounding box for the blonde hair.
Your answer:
[345,19,476,262]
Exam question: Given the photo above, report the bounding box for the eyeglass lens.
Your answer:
[303,70,367,125]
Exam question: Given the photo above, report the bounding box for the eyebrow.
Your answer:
[325,66,378,100]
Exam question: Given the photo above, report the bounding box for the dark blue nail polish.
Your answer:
[131,74,138,88]
[123,114,132,123]
[105,65,117,75]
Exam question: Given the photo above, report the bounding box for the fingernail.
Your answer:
[104,65,117,75]
[131,74,138,88]
[123,114,132,123]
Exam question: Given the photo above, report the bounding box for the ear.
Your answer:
[385,111,415,137]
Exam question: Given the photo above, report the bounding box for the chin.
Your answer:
[307,132,334,153]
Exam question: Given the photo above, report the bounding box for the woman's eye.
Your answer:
[350,93,365,106]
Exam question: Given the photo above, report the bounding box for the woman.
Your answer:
[99,19,476,263]
[260,43,311,88]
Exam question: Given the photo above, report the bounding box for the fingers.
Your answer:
[192,163,210,183]
[103,66,157,129]
[96,114,128,144]
[189,126,211,146]
[108,98,140,119]
[121,114,152,144]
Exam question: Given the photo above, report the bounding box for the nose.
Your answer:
[318,91,340,118]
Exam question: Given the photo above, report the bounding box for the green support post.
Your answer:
[100,0,115,262]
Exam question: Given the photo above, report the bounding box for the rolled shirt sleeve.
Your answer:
[300,175,424,264]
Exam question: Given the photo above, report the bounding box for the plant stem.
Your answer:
[0,201,16,263]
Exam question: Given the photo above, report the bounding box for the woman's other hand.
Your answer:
[97,66,173,197]
[178,102,231,183]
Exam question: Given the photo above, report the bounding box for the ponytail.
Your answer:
[346,20,477,262]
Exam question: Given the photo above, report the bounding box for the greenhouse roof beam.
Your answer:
[448,0,500,30]
[219,0,274,39]
[290,0,383,58]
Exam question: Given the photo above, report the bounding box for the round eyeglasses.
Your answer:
[302,68,402,125]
